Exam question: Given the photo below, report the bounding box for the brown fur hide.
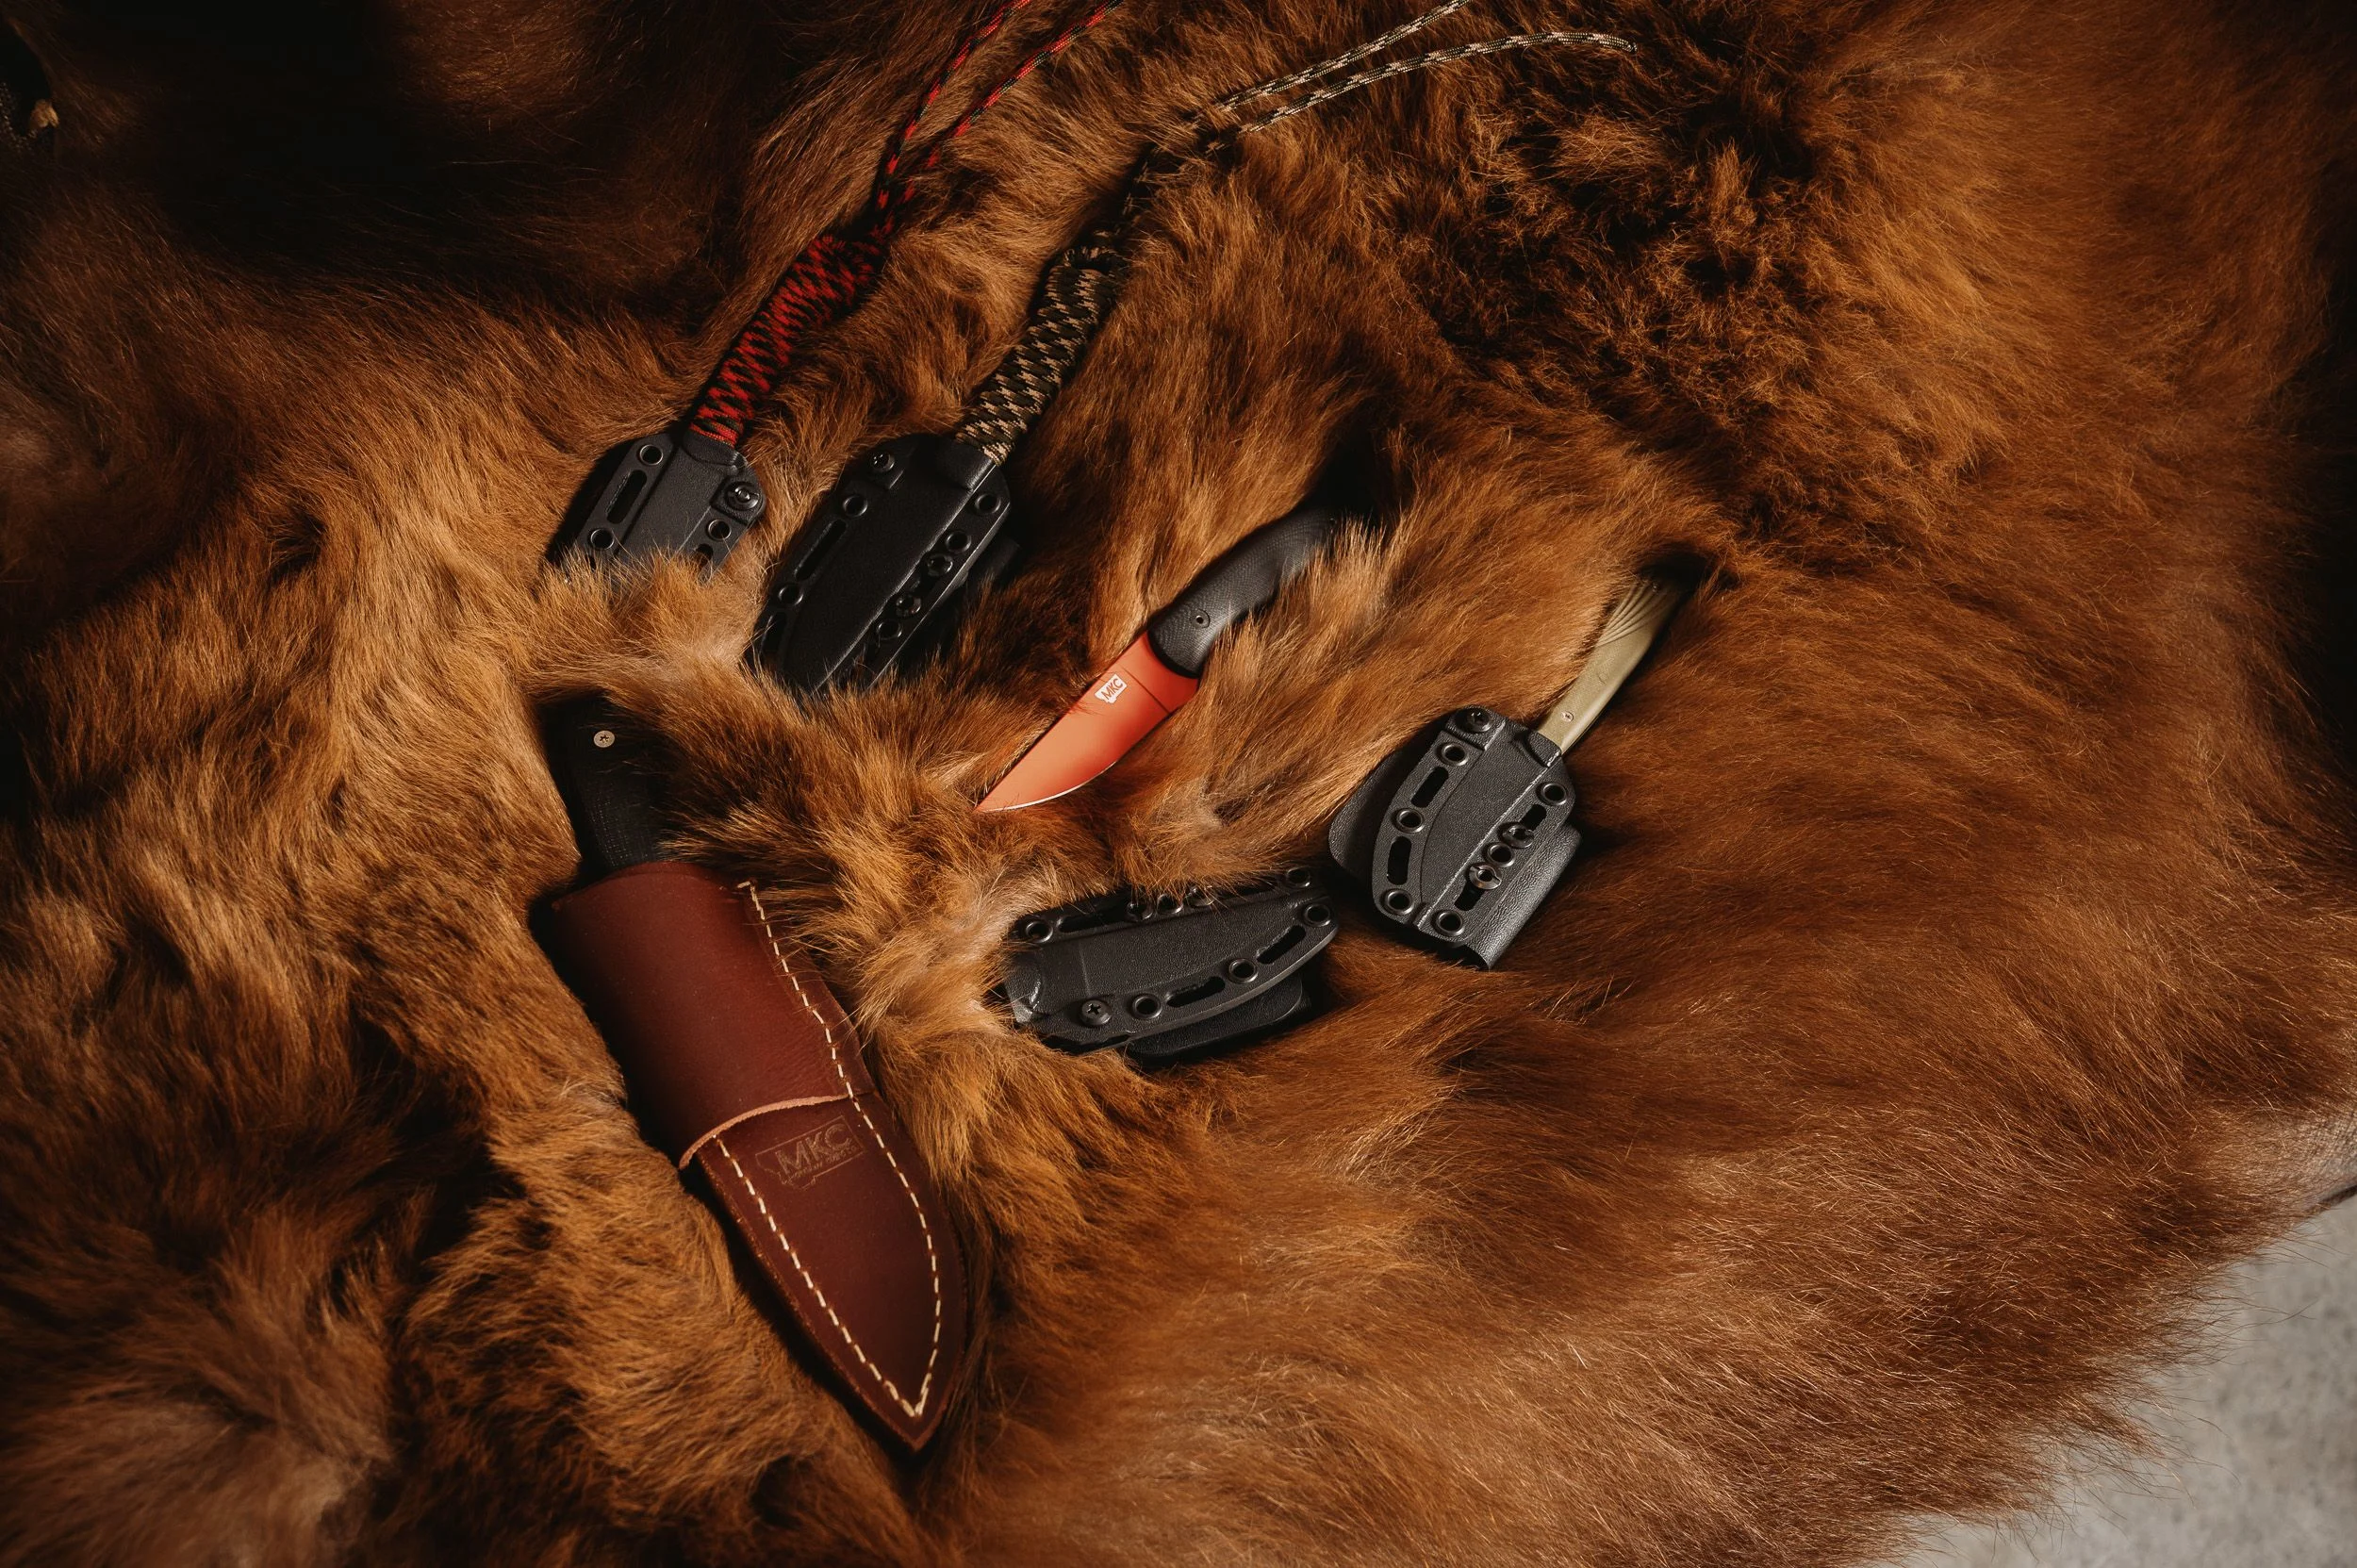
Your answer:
[4,0,2357,1562]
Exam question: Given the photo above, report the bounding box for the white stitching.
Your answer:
[731,883,944,1424]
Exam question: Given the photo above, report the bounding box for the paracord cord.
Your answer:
[946,3,1635,467]
[686,0,1127,448]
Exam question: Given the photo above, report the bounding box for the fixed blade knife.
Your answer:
[976,475,1350,812]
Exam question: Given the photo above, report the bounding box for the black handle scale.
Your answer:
[752,433,1015,693]
[1003,868,1338,1065]
[1145,487,1346,677]
[1326,706,1580,967]
[552,428,766,574]
[542,695,665,883]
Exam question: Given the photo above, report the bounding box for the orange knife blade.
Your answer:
[976,634,1200,812]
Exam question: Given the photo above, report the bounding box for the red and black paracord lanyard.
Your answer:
[551,0,1125,578]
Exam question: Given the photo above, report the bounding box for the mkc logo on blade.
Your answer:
[1093,672,1129,704]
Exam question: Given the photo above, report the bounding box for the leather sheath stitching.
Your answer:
[731,883,944,1425]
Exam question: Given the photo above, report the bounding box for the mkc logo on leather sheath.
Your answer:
[756,1115,864,1191]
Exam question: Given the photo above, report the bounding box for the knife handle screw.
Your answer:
[1458,708,1494,732]
[868,450,897,471]
[591,729,617,749]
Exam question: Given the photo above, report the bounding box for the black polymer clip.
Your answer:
[750,434,1015,692]
[1003,868,1339,1065]
[1327,572,1687,967]
[1326,706,1578,967]
[552,428,767,574]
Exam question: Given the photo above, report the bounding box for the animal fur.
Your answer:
[3,0,2356,1562]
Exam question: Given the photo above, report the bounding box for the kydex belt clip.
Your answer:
[1004,868,1339,1065]
[752,195,1130,694]
[1328,571,1685,966]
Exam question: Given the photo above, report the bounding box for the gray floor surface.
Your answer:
[1897,1198,2357,1568]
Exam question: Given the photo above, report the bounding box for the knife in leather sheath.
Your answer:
[541,614,967,1454]
[976,476,1352,812]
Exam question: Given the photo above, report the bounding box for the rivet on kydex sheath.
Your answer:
[1382,889,1414,914]
[1077,999,1113,1027]
[1129,995,1162,1019]
[1458,708,1494,732]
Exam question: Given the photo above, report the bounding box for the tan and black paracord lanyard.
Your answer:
[750,0,1636,693]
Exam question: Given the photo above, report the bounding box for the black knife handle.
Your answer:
[543,695,665,882]
[1145,487,1344,678]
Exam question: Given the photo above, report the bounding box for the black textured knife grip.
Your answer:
[1145,492,1342,677]
[544,696,663,882]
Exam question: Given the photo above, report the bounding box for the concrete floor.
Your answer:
[1899,1199,2357,1568]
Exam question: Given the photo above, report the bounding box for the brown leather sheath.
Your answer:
[544,859,965,1451]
